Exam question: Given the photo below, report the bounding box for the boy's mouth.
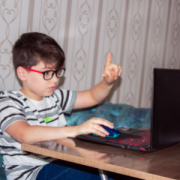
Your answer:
[49,86,56,90]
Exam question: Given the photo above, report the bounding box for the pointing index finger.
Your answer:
[105,53,111,66]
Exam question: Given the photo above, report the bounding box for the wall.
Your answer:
[0,0,180,108]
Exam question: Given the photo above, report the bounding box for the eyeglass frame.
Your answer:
[23,67,66,80]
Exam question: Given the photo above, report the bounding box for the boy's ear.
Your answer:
[17,67,27,81]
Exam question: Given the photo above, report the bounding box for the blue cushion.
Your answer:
[0,154,6,180]
[65,101,151,128]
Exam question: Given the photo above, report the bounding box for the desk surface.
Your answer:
[21,138,180,180]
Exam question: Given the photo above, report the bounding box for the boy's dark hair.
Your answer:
[12,32,65,71]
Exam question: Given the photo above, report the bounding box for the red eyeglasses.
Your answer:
[23,67,66,80]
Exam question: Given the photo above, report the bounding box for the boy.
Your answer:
[0,32,122,180]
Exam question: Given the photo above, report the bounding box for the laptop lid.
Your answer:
[151,68,180,149]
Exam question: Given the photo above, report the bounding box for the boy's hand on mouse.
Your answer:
[102,53,122,85]
[75,118,114,137]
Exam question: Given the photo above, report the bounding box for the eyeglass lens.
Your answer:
[43,69,65,80]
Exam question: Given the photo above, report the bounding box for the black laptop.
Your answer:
[77,68,180,152]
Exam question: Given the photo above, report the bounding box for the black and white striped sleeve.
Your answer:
[0,97,26,133]
[54,89,77,114]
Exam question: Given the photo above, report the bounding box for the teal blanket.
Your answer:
[0,154,6,180]
[65,101,151,128]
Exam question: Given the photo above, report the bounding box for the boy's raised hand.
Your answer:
[102,53,122,84]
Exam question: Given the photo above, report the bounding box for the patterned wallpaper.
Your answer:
[0,0,180,108]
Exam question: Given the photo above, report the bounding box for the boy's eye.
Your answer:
[43,71,49,75]
[43,71,53,79]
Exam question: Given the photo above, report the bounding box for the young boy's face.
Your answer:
[21,61,60,100]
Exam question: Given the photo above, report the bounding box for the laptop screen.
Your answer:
[151,68,180,149]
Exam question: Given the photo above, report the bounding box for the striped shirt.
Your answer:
[0,89,77,180]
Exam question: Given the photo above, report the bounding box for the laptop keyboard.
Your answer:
[110,132,150,146]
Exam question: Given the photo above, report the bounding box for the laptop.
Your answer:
[77,68,180,152]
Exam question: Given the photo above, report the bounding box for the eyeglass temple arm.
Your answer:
[23,67,42,74]
[60,67,66,70]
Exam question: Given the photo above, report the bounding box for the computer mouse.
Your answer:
[92,125,121,138]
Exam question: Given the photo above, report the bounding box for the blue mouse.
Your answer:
[92,125,121,138]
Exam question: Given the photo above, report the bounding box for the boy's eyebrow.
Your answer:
[41,66,55,70]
